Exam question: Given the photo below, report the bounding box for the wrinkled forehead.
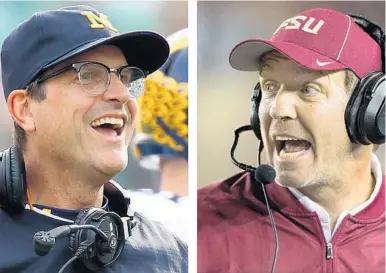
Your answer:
[259,51,288,71]
[259,50,327,78]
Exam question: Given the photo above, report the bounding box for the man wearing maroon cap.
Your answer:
[198,8,385,273]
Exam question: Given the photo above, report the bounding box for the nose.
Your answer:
[102,73,132,105]
[269,90,297,121]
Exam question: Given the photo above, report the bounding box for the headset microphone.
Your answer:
[230,125,278,273]
[254,164,278,273]
[255,164,276,185]
[34,224,110,256]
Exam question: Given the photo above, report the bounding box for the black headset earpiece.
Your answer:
[34,206,131,272]
[68,208,127,272]
[250,82,263,141]
[345,72,385,144]
[344,14,385,145]
[0,146,26,212]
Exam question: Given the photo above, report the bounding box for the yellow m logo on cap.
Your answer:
[81,11,119,32]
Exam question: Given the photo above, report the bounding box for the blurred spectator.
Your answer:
[128,28,189,242]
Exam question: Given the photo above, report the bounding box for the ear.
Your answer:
[7,90,36,132]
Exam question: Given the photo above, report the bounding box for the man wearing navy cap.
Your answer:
[0,5,187,273]
[198,8,384,273]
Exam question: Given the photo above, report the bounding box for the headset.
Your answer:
[33,207,132,273]
[250,14,385,146]
[0,145,133,273]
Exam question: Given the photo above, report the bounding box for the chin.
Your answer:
[274,172,311,189]
[94,152,128,176]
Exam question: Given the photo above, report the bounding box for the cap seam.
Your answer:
[336,15,352,61]
[18,13,46,89]
[27,12,46,86]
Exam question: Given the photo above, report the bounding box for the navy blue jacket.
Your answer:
[0,181,188,273]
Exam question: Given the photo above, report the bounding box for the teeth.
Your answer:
[90,117,124,128]
[275,136,303,141]
[279,149,305,158]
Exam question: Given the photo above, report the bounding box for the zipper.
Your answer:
[326,243,333,259]
[325,243,334,273]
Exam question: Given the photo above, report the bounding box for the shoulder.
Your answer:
[198,172,250,199]
[198,172,252,232]
[104,181,188,271]
[198,171,251,210]
[128,212,188,270]
[128,190,179,216]
[127,190,189,242]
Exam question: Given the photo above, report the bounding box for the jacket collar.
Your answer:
[229,172,314,215]
[230,162,384,220]
[104,180,134,218]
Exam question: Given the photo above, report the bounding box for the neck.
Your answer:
[299,152,376,229]
[159,158,188,196]
[24,152,105,210]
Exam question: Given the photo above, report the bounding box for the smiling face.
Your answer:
[28,45,138,178]
[258,51,356,189]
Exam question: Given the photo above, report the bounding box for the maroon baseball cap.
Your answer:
[229,8,383,78]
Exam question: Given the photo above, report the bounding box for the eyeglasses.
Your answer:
[36,61,148,97]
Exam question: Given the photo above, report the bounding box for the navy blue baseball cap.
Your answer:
[1,5,170,100]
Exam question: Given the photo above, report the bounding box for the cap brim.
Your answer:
[43,31,170,74]
[229,39,347,72]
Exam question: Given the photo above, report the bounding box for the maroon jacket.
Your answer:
[198,172,385,273]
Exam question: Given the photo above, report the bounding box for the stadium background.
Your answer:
[198,1,385,186]
[0,1,188,190]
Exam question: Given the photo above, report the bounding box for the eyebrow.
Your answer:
[259,57,325,77]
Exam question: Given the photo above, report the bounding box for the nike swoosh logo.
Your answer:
[316,59,334,67]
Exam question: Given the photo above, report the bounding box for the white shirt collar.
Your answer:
[288,153,383,242]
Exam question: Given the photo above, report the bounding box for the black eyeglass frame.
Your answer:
[36,61,149,96]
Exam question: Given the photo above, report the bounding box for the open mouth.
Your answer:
[275,136,312,159]
[90,117,125,137]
